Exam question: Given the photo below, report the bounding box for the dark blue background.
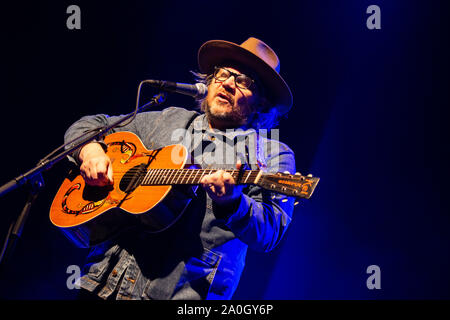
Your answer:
[0,0,448,299]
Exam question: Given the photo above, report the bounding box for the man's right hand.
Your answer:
[79,142,114,186]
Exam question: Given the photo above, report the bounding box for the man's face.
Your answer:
[205,66,258,129]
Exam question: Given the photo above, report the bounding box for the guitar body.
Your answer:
[50,131,189,248]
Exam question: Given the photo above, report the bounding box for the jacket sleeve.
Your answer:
[63,107,190,165]
[221,142,297,253]
[64,107,199,164]
[64,112,141,165]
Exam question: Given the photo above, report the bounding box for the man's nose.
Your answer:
[222,75,236,92]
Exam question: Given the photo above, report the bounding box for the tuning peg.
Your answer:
[283,171,290,174]
[295,172,301,175]
[307,174,313,177]
[294,201,299,206]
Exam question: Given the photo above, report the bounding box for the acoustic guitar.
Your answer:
[50,131,319,248]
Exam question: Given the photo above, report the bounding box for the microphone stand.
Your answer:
[0,92,167,272]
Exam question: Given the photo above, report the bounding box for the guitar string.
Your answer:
[106,169,262,185]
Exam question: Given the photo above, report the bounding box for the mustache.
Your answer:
[216,91,234,104]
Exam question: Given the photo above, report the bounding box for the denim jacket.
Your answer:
[64,107,296,300]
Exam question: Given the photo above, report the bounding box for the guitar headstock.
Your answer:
[257,171,320,199]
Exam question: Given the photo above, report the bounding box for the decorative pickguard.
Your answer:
[107,140,137,164]
[61,183,106,216]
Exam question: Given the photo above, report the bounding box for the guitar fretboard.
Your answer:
[139,169,262,186]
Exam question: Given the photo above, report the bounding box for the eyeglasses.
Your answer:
[213,67,254,89]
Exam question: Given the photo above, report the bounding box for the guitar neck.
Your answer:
[140,168,262,186]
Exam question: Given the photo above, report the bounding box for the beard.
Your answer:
[204,99,249,129]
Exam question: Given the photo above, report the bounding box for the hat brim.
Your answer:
[198,40,292,114]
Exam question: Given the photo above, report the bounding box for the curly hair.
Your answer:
[190,70,281,130]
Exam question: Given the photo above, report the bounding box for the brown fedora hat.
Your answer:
[197,37,293,114]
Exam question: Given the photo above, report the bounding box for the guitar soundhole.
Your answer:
[82,184,112,202]
[119,164,147,193]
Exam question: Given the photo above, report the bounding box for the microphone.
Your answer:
[145,80,208,99]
